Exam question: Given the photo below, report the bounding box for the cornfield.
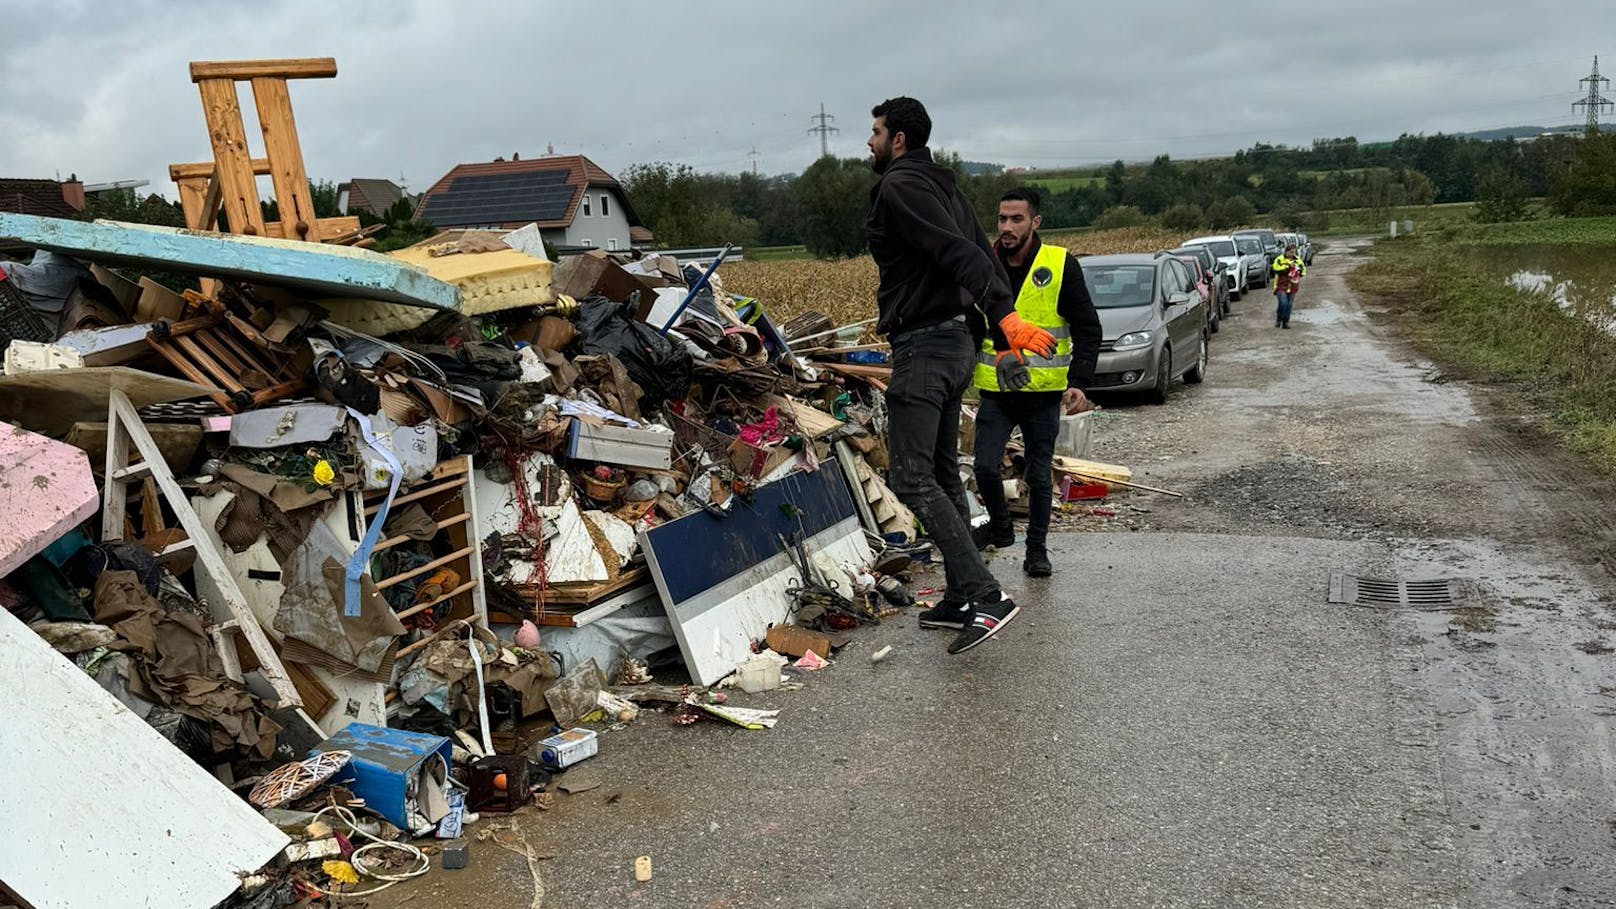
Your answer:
[719,226,1188,328]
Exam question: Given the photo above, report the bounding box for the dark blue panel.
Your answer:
[643,463,857,606]
[418,170,575,225]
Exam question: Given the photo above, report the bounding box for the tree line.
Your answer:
[623,130,1616,257]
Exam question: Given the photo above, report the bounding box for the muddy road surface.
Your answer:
[371,237,1616,908]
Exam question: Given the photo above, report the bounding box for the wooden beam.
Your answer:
[195,78,267,237]
[169,158,272,182]
[263,216,359,241]
[190,58,338,82]
[251,77,320,242]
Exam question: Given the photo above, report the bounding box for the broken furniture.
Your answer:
[170,58,359,244]
[0,425,99,577]
[146,310,309,412]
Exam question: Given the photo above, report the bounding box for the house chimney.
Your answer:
[546,143,555,156]
[512,152,520,161]
[61,173,84,211]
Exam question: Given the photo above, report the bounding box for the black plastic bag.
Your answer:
[575,295,692,408]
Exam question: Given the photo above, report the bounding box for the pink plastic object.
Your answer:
[0,424,98,576]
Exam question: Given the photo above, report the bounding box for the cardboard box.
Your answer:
[134,276,185,323]
[765,624,832,659]
[552,250,661,319]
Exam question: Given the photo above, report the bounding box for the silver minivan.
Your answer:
[1080,253,1209,404]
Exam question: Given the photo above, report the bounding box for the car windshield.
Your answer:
[1173,248,1212,269]
[1198,240,1237,257]
[1081,265,1156,309]
[1236,238,1262,254]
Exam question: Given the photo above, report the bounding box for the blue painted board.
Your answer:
[0,213,461,311]
[641,464,856,605]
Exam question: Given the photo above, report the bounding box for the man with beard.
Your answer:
[970,187,1102,577]
[865,97,1056,654]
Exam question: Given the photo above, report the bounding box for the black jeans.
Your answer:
[886,320,1001,604]
[972,391,1060,550]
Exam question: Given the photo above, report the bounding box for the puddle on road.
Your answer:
[1462,244,1616,336]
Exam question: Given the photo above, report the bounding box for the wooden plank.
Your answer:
[107,390,303,708]
[373,546,474,592]
[193,331,252,378]
[251,78,321,242]
[101,396,131,542]
[373,512,472,553]
[190,58,338,82]
[392,580,478,622]
[364,475,468,515]
[264,216,360,241]
[169,158,271,182]
[0,213,462,311]
[0,606,289,909]
[174,176,211,231]
[195,78,267,237]
[172,336,241,392]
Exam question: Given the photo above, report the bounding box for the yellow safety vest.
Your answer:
[973,241,1073,392]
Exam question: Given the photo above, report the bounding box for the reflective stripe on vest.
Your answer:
[974,241,1073,392]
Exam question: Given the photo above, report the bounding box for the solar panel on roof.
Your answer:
[418,170,576,225]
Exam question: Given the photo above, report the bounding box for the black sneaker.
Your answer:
[1023,547,1052,578]
[971,523,1015,551]
[947,596,1022,654]
[918,599,970,630]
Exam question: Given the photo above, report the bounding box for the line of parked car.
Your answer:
[1077,227,1312,403]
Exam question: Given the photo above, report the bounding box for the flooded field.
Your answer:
[1463,243,1616,332]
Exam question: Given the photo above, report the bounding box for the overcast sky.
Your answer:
[1,0,1612,197]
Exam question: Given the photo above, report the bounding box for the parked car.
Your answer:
[1233,234,1269,287]
[1235,228,1281,270]
[1183,235,1248,299]
[1079,253,1209,404]
[1276,231,1314,267]
[1169,247,1227,331]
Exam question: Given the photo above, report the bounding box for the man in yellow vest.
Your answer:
[970,188,1102,577]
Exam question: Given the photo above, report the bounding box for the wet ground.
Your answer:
[370,237,1616,908]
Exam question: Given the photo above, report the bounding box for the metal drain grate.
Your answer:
[1328,572,1473,609]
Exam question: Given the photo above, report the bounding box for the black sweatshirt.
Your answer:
[984,234,1103,393]
[866,148,1015,337]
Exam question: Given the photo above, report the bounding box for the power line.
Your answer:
[1575,55,1613,135]
[807,103,839,158]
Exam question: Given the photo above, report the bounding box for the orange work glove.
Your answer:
[998,313,1056,358]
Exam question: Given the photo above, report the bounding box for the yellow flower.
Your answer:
[312,459,335,487]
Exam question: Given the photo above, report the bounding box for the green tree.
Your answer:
[79,189,186,227]
[794,156,875,258]
[1205,195,1255,229]
[1473,168,1529,223]
[620,162,760,248]
[361,198,438,252]
[1160,203,1204,231]
[1550,134,1616,216]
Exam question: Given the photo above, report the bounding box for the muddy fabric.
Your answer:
[203,480,322,564]
[574,354,644,422]
[91,571,280,757]
[275,521,404,674]
[31,620,119,653]
[218,462,338,514]
[386,504,440,542]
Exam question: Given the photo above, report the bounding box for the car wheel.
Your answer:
[1185,332,1208,384]
[1148,348,1172,405]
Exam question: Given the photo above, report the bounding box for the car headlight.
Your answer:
[1113,331,1154,351]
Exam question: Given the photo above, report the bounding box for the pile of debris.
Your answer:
[0,206,938,903]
